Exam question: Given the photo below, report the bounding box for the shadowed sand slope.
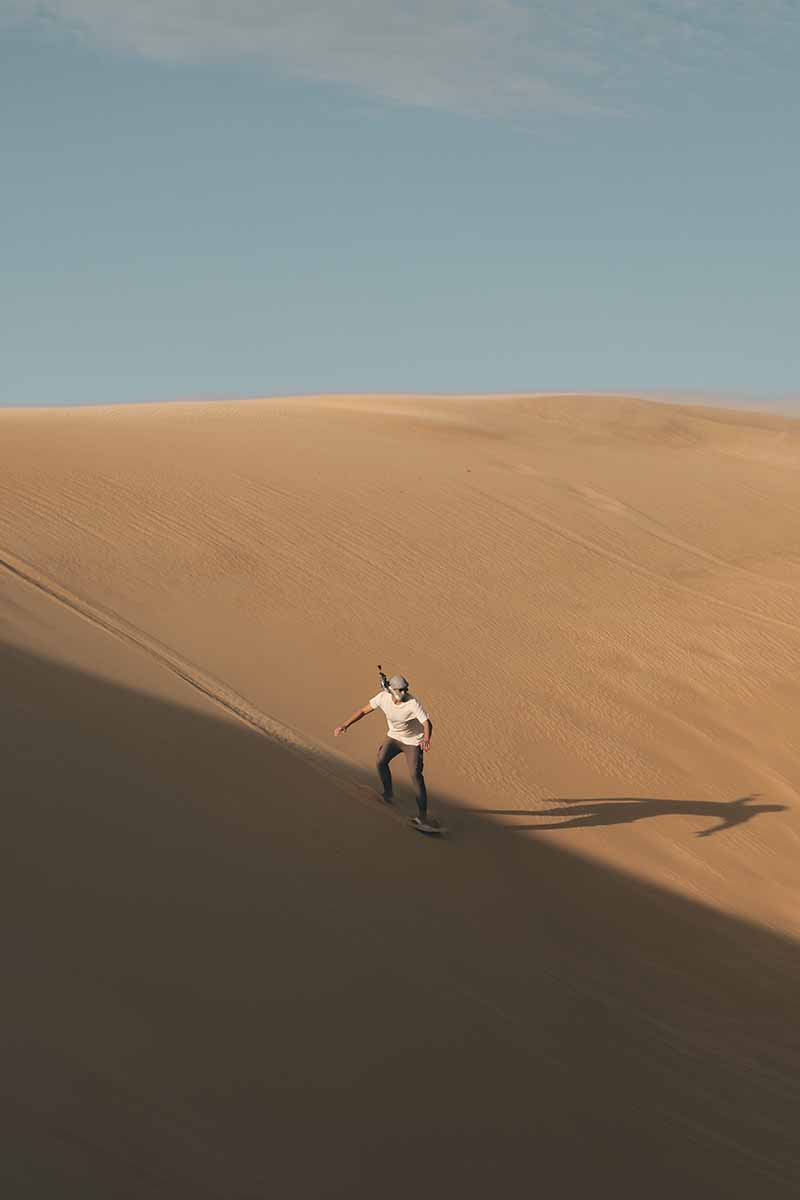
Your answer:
[2,393,799,934]
[2,570,799,1198]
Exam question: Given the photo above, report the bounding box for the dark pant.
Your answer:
[376,738,428,817]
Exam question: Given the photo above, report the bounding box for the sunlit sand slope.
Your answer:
[2,393,799,934]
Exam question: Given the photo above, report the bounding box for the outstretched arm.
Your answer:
[334,705,373,737]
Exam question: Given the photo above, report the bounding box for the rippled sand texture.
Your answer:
[2,393,799,1197]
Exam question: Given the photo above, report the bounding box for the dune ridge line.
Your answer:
[0,546,354,791]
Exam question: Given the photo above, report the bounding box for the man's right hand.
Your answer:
[334,725,347,736]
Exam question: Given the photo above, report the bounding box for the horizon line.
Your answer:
[3,388,799,421]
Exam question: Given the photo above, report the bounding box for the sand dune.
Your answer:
[2,392,800,1195]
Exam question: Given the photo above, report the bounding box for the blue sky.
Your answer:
[2,2,798,407]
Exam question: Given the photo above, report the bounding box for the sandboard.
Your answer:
[409,818,446,836]
[354,785,446,835]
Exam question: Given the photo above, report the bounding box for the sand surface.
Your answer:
[2,392,800,1196]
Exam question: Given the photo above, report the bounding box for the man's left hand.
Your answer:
[421,738,431,752]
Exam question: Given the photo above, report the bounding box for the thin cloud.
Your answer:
[8,2,798,118]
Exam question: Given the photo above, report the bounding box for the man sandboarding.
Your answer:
[334,669,441,834]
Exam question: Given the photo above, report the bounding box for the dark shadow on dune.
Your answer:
[2,638,800,1200]
[480,793,788,835]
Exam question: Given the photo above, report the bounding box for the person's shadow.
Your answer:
[480,794,787,837]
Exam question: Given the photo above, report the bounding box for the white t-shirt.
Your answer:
[369,691,429,746]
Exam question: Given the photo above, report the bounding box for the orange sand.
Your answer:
[2,393,799,1196]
